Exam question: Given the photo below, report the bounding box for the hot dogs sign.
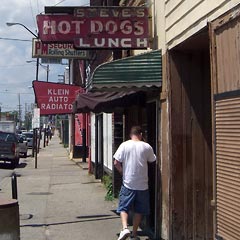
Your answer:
[37,7,149,49]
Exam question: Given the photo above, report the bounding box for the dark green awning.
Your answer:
[88,50,162,91]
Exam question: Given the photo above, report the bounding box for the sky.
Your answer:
[0,0,89,115]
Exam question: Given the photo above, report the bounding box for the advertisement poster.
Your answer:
[75,114,83,146]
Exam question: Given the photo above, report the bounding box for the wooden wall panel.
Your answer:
[214,11,240,94]
[169,50,213,239]
[165,0,240,49]
[210,7,240,239]
[214,95,240,240]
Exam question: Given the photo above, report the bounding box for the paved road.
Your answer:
[0,151,30,189]
[0,169,13,182]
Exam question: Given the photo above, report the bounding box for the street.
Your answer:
[0,133,150,240]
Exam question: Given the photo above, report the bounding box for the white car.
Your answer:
[18,134,28,158]
[24,132,33,148]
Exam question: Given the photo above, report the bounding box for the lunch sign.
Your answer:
[36,7,149,49]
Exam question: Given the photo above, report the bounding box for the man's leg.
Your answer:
[132,189,150,237]
[117,186,135,240]
[132,213,142,237]
[118,212,131,240]
[120,211,128,229]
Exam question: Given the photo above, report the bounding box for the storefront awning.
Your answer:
[88,50,162,91]
[73,91,145,113]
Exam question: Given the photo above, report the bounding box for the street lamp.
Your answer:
[27,60,50,82]
[6,22,39,81]
[6,22,39,160]
[6,22,38,38]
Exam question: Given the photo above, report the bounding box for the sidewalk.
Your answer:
[0,133,121,240]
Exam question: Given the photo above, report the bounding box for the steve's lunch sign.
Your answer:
[33,81,81,115]
[36,7,149,49]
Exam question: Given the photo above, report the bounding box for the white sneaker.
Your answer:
[118,228,131,240]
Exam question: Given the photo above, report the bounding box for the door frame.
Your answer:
[146,99,160,239]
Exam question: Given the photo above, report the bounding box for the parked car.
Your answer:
[17,134,28,158]
[24,132,33,148]
[0,131,20,167]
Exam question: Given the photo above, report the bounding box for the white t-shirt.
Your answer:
[113,140,156,190]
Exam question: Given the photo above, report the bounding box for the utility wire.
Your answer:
[0,64,33,68]
[37,0,40,13]
[0,91,33,95]
[54,0,89,6]
[0,37,31,42]
[29,0,37,29]
[54,0,66,6]
[39,0,66,14]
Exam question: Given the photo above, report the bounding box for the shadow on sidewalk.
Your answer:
[16,162,27,169]
[0,161,28,170]
[20,214,119,228]
[0,162,15,169]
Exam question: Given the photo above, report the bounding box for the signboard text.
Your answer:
[32,39,89,59]
[33,81,81,115]
[37,7,149,49]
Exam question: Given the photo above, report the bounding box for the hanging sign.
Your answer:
[36,7,149,49]
[32,39,89,59]
[33,81,82,115]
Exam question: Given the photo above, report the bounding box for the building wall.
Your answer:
[90,113,113,169]
[152,1,170,239]
[158,0,240,50]
[210,9,240,239]
[152,0,166,52]
[142,1,240,239]
[90,113,96,163]
[152,1,239,239]
[68,114,72,154]
[103,113,113,171]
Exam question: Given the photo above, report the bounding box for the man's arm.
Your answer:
[114,159,123,175]
[148,146,156,163]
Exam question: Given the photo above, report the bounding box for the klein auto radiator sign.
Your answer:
[33,81,81,115]
[32,39,89,59]
[36,7,149,49]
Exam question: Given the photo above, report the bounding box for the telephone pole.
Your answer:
[18,93,22,128]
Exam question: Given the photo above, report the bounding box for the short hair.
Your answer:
[130,126,142,136]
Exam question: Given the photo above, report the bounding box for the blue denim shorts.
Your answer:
[117,185,150,215]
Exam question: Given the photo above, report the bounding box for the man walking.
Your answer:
[114,126,156,240]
